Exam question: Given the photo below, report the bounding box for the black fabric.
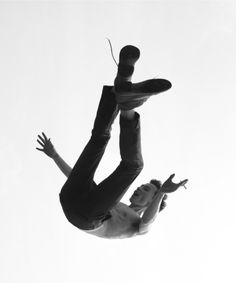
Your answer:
[59,86,143,230]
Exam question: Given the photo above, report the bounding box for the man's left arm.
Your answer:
[139,174,188,234]
[139,192,165,234]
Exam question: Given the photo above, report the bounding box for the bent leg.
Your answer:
[83,112,144,219]
[60,86,119,201]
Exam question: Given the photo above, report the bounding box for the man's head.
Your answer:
[129,179,162,210]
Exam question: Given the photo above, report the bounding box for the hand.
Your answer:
[36,132,57,158]
[160,174,188,193]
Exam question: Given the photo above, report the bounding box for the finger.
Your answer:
[36,147,44,151]
[179,179,188,185]
[178,179,188,188]
[169,173,175,180]
[42,132,48,141]
[38,135,45,143]
[37,139,44,147]
[163,195,168,201]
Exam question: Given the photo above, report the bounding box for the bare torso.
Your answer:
[84,202,142,239]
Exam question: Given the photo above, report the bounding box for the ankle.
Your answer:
[120,110,136,120]
[114,64,134,85]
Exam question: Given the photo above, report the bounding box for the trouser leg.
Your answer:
[82,112,144,220]
[60,86,119,206]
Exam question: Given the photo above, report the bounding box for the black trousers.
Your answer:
[59,86,144,230]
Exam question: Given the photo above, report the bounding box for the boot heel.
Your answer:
[119,45,140,64]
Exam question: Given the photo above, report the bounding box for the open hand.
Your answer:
[160,174,188,193]
[36,132,57,158]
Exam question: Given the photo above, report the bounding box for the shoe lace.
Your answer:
[106,38,118,66]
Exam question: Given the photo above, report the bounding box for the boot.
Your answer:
[115,78,172,110]
[114,45,140,85]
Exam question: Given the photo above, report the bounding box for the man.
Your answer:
[36,45,188,239]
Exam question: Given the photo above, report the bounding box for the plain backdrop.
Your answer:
[0,1,236,283]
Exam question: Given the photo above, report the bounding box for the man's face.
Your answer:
[129,183,158,207]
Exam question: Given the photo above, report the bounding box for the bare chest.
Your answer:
[105,203,141,238]
[113,203,139,221]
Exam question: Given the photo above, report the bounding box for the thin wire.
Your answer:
[106,38,118,66]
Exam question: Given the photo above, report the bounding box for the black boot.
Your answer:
[116,78,172,110]
[114,45,140,86]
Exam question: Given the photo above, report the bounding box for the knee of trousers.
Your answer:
[89,133,111,147]
[122,159,144,174]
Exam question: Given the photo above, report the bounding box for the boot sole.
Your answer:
[116,79,172,103]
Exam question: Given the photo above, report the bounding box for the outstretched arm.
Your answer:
[139,174,188,234]
[139,191,165,234]
[36,132,72,178]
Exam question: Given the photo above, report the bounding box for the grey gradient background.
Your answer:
[0,1,235,283]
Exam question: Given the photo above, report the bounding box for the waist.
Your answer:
[64,209,100,230]
[59,193,112,230]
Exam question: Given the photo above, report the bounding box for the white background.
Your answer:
[1,1,236,283]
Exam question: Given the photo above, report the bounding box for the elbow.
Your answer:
[139,223,150,235]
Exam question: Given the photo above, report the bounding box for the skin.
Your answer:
[36,132,57,158]
[36,58,188,238]
[129,183,159,214]
[36,132,188,211]
[36,133,160,209]
[36,132,188,237]
[121,109,188,214]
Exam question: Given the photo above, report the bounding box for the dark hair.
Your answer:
[150,179,162,193]
[149,179,167,211]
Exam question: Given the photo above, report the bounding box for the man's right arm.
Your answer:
[36,132,72,178]
[52,153,72,178]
